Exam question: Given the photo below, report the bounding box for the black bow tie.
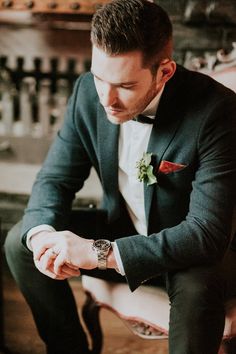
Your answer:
[133,114,154,124]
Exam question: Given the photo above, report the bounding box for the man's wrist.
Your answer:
[107,247,118,269]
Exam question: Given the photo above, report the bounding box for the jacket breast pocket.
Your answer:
[157,163,194,192]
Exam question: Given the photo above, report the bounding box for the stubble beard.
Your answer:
[106,79,159,125]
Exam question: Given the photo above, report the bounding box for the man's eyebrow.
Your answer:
[90,70,138,86]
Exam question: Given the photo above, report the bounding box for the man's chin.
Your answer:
[106,114,132,125]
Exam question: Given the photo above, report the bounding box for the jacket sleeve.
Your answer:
[21,75,92,244]
[116,93,236,292]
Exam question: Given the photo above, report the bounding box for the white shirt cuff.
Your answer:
[26,224,56,251]
[112,242,125,276]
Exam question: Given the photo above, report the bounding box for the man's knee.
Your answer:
[4,221,30,270]
[167,265,226,354]
[167,265,224,308]
[5,220,22,252]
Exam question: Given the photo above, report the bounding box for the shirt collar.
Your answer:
[141,84,165,119]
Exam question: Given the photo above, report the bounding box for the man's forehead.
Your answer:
[91,46,149,83]
[91,70,138,86]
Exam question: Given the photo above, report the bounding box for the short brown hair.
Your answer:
[91,0,173,69]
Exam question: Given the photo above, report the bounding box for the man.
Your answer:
[5,1,236,353]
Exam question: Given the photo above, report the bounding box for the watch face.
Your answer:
[94,239,111,251]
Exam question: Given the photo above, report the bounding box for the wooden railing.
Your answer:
[0,55,91,162]
[0,0,110,14]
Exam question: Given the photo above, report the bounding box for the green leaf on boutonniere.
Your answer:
[136,152,157,186]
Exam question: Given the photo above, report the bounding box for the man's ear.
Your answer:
[159,60,176,84]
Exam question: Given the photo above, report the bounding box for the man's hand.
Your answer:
[31,230,97,279]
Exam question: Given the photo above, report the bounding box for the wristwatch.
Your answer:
[92,239,112,270]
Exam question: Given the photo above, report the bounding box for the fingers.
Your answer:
[47,261,80,278]
[53,251,73,275]
[34,258,80,279]
[65,262,80,270]
[33,242,55,261]
[34,248,80,279]
[57,264,81,277]
[31,230,86,279]
[34,259,63,279]
[38,248,57,272]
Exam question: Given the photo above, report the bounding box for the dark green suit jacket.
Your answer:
[21,65,236,291]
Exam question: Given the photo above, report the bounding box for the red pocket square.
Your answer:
[158,160,186,174]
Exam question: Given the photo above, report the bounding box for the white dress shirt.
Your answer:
[27,86,165,275]
[113,87,164,274]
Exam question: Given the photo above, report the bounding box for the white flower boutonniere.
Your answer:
[136,152,157,186]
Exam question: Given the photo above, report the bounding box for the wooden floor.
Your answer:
[2,261,168,354]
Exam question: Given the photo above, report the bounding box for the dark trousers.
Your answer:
[4,211,236,354]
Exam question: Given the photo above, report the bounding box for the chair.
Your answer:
[81,275,236,354]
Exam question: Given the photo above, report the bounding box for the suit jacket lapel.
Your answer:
[97,105,120,221]
[145,68,185,232]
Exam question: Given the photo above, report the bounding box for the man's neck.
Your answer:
[142,84,165,117]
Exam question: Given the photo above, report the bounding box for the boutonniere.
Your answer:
[136,152,157,186]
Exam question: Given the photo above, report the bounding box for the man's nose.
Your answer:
[100,84,117,107]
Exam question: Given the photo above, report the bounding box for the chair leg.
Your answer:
[82,291,103,354]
